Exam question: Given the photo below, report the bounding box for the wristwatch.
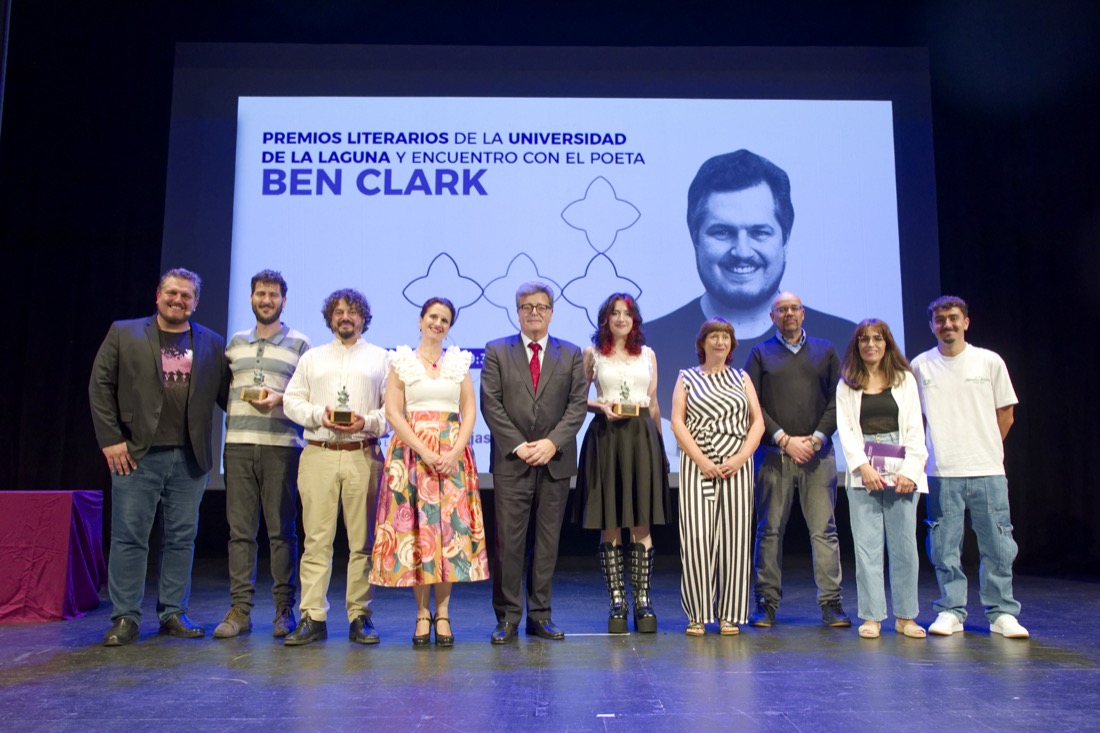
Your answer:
[809,436,822,452]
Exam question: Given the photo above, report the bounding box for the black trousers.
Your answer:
[491,468,570,624]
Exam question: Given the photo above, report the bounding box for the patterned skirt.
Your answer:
[369,411,489,586]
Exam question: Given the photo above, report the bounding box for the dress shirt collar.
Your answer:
[777,329,807,354]
[247,322,290,345]
[521,333,549,354]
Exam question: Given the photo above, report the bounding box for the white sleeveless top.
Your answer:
[390,345,473,411]
[591,345,653,407]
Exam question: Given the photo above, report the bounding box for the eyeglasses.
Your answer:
[857,335,885,345]
[773,305,803,315]
[518,304,552,315]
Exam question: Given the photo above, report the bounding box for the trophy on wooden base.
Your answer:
[331,385,354,425]
[240,366,268,402]
[612,380,640,417]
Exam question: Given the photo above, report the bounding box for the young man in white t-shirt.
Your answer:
[911,296,1028,639]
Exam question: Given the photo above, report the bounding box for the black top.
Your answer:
[859,389,899,434]
[153,328,192,447]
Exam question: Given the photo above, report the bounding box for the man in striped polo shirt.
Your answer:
[214,270,312,639]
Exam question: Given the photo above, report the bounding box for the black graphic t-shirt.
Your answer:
[152,329,192,447]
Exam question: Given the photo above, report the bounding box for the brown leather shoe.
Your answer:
[213,606,252,639]
[272,606,297,638]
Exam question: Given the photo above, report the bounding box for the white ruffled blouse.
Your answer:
[390,344,473,412]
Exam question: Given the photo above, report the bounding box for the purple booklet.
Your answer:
[850,441,906,488]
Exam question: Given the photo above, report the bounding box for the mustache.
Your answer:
[717,252,765,269]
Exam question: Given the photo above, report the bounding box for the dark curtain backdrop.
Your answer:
[1,1,1097,574]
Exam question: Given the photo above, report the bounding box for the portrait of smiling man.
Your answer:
[646,149,857,419]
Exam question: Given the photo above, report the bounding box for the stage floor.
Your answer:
[2,556,1098,732]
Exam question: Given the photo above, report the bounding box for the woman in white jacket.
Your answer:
[836,319,928,639]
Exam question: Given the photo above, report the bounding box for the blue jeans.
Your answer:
[925,475,1020,622]
[753,447,842,606]
[846,431,920,621]
[108,447,209,623]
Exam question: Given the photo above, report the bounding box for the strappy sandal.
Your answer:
[858,621,881,639]
[434,616,454,647]
[413,614,432,646]
[685,621,705,636]
[719,620,740,636]
[895,619,927,639]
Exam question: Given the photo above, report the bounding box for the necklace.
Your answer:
[416,348,442,369]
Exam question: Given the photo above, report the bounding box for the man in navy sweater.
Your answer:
[744,291,850,628]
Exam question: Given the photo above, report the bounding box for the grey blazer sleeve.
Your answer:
[88,321,127,450]
[545,341,587,452]
[479,341,527,454]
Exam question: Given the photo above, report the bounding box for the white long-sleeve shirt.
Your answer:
[283,337,391,442]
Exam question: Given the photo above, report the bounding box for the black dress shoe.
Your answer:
[490,621,518,645]
[525,618,565,640]
[284,614,327,646]
[103,617,140,647]
[158,613,205,639]
[349,614,380,644]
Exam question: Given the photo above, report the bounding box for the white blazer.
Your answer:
[836,371,928,493]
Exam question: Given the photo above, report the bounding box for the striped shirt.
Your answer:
[283,337,391,443]
[225,323,312,447]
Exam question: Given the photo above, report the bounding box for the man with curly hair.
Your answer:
[282,288,391,646]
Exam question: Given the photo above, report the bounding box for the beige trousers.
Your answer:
[296,444,383,623]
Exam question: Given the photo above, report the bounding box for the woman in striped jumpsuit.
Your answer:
[670,318,764,636]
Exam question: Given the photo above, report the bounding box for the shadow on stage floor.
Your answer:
[2,556,1098,732]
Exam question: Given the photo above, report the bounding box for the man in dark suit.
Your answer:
[644,149,857,415]
[480,281,587,643]
[89,268,229,646]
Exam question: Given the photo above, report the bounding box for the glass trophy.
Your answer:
[332,385,354,425]
[612,379,640,416]
[240,365,268,402]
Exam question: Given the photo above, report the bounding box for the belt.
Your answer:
[307,438,379,451]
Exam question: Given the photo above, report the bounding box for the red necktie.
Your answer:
[529,342,541,392]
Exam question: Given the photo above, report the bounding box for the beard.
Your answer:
[252,302,283,326]
[158,304,191,326]
[334,319,359,339]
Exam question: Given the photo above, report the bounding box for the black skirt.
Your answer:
[573,413,671,530]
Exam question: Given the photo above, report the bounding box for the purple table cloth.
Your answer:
[0,490,106,622]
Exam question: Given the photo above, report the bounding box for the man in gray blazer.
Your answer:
[89,268,229,646]
[481,281,587,643]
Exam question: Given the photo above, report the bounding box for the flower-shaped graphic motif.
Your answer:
[561,254,642,329]
[482,253,563,332]
[561,176,641,254]
[402,253,484,317]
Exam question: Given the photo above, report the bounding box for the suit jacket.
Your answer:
[644,296,858,422]
[479,334,587,481]
[89,315,229,474]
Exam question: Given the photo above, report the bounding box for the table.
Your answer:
[0,490,106,622]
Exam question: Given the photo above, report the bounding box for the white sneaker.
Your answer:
[928,611,964,636]
[990,614,1029,639]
